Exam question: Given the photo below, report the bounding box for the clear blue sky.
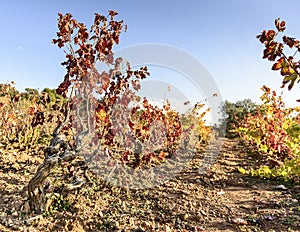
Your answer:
[1,0,300,107]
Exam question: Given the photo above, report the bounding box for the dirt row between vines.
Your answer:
[0,138,300,231]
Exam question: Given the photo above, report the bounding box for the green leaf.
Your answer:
[283,73,298,83]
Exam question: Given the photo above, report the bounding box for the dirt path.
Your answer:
[0,138,299,231]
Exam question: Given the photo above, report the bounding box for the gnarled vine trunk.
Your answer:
[28,156,57,212]
[27,120,77,212]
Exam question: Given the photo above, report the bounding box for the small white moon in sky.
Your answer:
[19,46,23,50]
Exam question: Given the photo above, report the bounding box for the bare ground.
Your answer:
[0,138,300,231]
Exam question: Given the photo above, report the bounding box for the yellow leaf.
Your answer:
[238,167,246,175]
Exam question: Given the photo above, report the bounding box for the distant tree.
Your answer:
[25,88,39,96]
[20,88,39,101]
[40,87,66,107]
[218,99,258,138]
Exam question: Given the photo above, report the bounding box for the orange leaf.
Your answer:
[272,62,281,70]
